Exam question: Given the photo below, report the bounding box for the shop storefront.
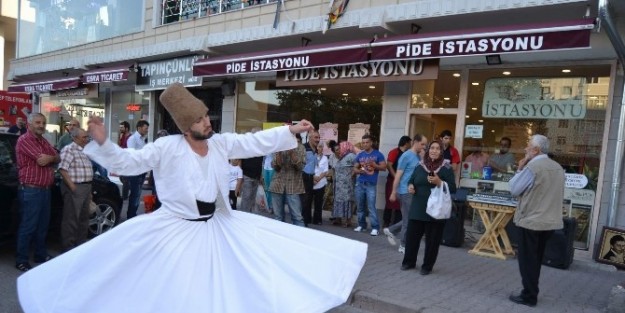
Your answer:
[7,76,98,144]
[192,18,610,252]
[81,64,145,143]
[422,64,611,251]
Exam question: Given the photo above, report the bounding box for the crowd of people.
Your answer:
[12,113,170,272]
[231,128,565,307]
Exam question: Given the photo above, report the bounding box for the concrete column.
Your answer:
[380,81,411,155]
[376,81,412,210]
[221,94,236,133]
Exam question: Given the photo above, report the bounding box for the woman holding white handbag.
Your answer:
[401,140,456,275]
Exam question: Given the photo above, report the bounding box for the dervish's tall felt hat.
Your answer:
[159,83,207,132]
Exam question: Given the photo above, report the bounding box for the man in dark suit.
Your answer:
[603,235,625,263]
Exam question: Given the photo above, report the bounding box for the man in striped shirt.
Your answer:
[15,113,60,272]
[58,128,94,252]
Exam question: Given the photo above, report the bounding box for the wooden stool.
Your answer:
[468,201,516,260]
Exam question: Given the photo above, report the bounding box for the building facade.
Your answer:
[7,0,625,261]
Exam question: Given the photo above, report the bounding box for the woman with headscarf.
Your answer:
[401,140,456,275]
[324,140,339,214]
[332,141,357,227]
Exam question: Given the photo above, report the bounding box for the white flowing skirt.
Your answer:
[18,209,367,313]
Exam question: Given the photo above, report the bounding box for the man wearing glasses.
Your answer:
[56,119,80,151]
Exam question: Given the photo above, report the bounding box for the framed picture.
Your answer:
[596,226,625,269]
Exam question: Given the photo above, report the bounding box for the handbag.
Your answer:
[426,181,452,219]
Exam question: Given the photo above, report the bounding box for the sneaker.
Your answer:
[353,226,363,232]
[398,245,405,254]
[370,229,379,236]
[383,228,397,246]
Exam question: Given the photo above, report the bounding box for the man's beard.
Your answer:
[189,129,214,140]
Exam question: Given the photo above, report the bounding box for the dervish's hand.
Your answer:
[289,119,314,134]
[87,116,108,145]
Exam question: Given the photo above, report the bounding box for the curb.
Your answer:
[349,290,422,313]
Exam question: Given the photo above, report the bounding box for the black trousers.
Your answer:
[300,173,314,225]
[120,176,129,199]
[402,219,445,271]
[383,208,402,226]
[312,187,325,224]
[229,190,237,210]
[517,227,553,303]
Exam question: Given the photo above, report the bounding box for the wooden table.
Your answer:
[468,201,516,260]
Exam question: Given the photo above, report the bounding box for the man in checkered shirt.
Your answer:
[58,128,94,252]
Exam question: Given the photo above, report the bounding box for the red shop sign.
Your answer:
[43,102,62,112]
[126,104,141,112]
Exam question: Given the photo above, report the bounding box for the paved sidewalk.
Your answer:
[319,213,625,313]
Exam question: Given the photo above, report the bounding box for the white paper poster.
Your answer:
[348,123,370,146]
[465,125,483,138]
[318,122,338,155]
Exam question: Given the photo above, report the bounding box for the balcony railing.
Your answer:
[162,0,279,25]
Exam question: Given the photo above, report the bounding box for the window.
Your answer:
[0,136,18,187]
[236,81,383,142]
[17,0,144,57]
[411,71,461,109]
[465,65,610,192]
[161,0,279,25]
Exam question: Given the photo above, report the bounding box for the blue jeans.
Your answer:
[126,174,146,219]
[239,175,260,212]
[388,193,412,245]
[355,182,380,230]
[16,186,51,264]
[271,192,305,227]
[262,169,274,209]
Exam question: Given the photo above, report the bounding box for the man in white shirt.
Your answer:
[125,120,149,219]
[127,120,149,150]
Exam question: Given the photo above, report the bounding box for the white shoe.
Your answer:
[398,245,405,254]
[353,226,363,232]
[383,228,397,246]
[370,229,379,236]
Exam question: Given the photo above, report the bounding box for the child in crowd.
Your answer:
[229,159,243,210]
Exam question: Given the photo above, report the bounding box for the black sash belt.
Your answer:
[186,200,216,222]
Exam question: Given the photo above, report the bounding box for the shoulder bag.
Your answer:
[426,181,452,219]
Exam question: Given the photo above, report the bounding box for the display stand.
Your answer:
[467,201,516,260]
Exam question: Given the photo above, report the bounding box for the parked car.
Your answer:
[0,132,122,247]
